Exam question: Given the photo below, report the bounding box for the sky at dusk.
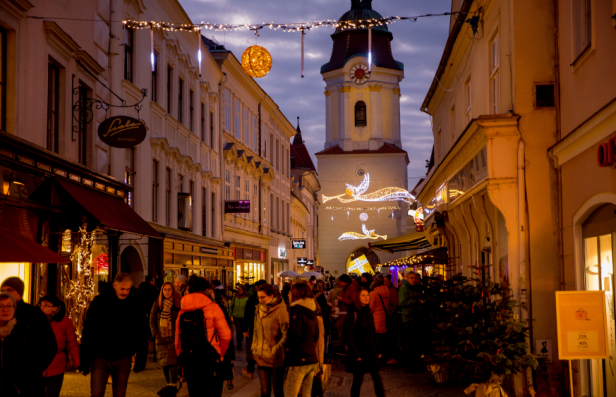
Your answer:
[179,0,452,183]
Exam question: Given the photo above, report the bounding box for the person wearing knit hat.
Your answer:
[175,275,188,296]
[0,277,57,395]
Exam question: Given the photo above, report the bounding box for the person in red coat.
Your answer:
[369,275,390,366]
[38,295,80,397]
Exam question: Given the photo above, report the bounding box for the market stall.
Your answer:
[385,247,449,287]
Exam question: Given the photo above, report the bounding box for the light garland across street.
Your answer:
[339,224,387,241]
[322,173,416,204]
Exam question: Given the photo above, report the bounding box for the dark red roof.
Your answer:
[291,145,316,172]
[314,143,409,164]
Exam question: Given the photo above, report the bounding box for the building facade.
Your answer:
[316,0,411,277]
[416,0,560,394]
[549,1,616,395]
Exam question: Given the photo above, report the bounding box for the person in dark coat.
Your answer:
[284,282,319,397]
[343,287,384,397]
[241,279,265,379]
[1,277,57,396]
[150,282,182,397]
[0,292,31,396]
[214,286,236,391]
[80,272,149,397]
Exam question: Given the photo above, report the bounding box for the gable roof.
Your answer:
[315,143,409,164]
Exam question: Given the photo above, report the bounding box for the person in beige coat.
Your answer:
[251,283,289,397]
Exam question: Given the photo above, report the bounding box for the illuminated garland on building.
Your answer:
[385,253,439,267]
[323,173,415,204]
[339,224,387,241]
[65,227,95,340]
[122,11,470,34]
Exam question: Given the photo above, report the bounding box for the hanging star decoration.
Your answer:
[339,224,387,241]
[323,173,416,204]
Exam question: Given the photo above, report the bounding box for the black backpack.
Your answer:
[178,309,220,369]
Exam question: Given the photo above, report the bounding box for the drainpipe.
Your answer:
[517,139,535,395]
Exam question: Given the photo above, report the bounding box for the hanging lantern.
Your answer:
[241,45,272,78]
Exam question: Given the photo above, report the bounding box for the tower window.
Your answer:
[355,101,367,127]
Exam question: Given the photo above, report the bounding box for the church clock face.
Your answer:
[350,64,370,84]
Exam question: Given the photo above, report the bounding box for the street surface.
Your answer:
[60,346,468,397]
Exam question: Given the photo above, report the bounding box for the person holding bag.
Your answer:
[150,282,182,397]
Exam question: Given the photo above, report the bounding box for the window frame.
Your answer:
[189,89,195,132]
[202,186,207,237]
[234,98,241,140]
[224,89,230,131]
[47,61,60,153]
[124,148,135,208]
[152,160,159,222]
[151,52,158,103]
[489,33,500,115]
[124,27,134,82]
[166,167,172,226]
[354,100,367,127]
[167,66,172,113]
[178,78,184,123]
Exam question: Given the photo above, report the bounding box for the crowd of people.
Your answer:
[0,267,426,397]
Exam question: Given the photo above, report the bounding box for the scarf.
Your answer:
[160,298,174,339]
[0,318,17,338]
[258,296,279,318]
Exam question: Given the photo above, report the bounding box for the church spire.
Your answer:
[293,117,303,145]
[351,0,372,10]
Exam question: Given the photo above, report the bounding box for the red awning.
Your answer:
[0,228,70,263]
[56,178,161,238]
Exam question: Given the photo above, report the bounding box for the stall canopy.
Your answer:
[56,178,161,238]
[0,228,70,263]
[369,230,431,253]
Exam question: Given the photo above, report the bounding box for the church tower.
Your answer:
[322,0,404,151]
[316,0,411,277]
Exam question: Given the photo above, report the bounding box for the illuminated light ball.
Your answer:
[345,187,354,196]
[241,45,272,78]
[359,213,369,222]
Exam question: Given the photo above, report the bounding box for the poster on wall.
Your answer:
[555,291,609,360]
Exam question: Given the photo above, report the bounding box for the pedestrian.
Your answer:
[175,275,188,296]
[0,292,32,396]
[139,275,160,365]
[312,281,331,332]
[326,280,343,306]
[369,274,390,365]
[175,275,232,397]
[39,295,80,397]
[1,277,57,396]
[343,288,385,397]
[213,286,236,391]
[384,274,399,365]
[360,272,373,290]
[281,283,291,306]
[251,283,288,397]
[150,282,182,397]
[335,273,360,339]
[80,272,149,397]
[284,282,320,397]
[229,284,249,351]
[398,269,423,372]
[241,279,266,379]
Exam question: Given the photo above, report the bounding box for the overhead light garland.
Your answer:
[324,206,400,211]
[323,173,416,204]
[339,224,387,241]
[121,11,475,33]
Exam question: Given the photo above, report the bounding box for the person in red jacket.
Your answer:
[38,295,80,397]
[368,275,390,366]
[175,276,232,397]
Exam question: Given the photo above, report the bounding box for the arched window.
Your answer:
[354,101,367,127]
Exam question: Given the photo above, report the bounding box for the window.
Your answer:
[276,139,280,171]
[287,203,290,233]
[573,0,593,59]
[0,26,6,131]
[190,89,195,131]
[201,102,205,142]
[210,111,214,147]
[253,184,258,221]
[167,66,172,113]
[263,124,268,158]
[178,174,184,193]
[276,198,279,230]
[178,79,183,123]
[225,169,231,200]
[489,34,499,115]
[166,168,171,226]
[47,61,60,153]
[437,129,442,157]
[151,52,158,103]
[465,77,472,124]
[244,109,249,147]
[281,202,285,232]
[235,176,240,199]
[124,28,133,82]
[202,187,207,237]
[224,89,230,131]
[355,101,367,127]
[152,160,159,222]
[282,146,286,176]
[78,83,90,166]
[270,194,273,227]
[211,192,216,237]
[245,179,250,193]
[234,99,240,139]
[270,133,274,163]
[123,148,135,207]
[535,84,555,108]
[253,116,258,152]
[287,149,290,176]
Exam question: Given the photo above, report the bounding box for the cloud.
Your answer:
[179,0,450,179]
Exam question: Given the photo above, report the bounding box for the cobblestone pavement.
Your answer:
[61,345,468,396]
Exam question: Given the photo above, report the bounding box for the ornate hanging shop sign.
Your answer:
[97,116,147,148]
[322,173,415,204]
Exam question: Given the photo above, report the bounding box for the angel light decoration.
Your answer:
[339,224,387,241]
[322,174,415,204]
